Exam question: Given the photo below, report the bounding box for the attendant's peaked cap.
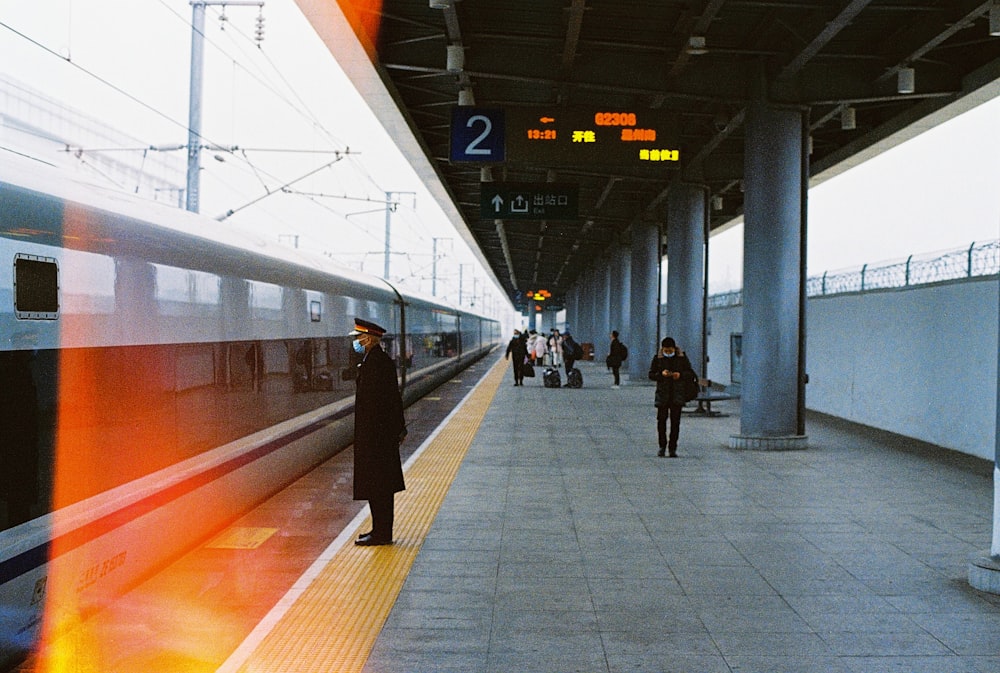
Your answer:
[349,318,387,336]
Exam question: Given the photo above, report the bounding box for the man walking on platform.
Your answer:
[606,330,628,388]
[648,337,696,457]
[350,317,407,545]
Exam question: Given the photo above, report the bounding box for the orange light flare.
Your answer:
[31,205,244,672]
[325,0,385,58]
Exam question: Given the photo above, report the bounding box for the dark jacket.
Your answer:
[353,344,406,500]
[505,334,528,363]
[608,338,627,367]
[648,351,695,407]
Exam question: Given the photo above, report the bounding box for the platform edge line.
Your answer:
[213,357,507,673]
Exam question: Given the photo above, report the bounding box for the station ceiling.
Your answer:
[315,1,1000,311]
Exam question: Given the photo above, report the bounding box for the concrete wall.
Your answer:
[706,276,999,460]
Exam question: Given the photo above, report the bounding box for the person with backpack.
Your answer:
[561,330,584,384]
[606,330,628,388]
[648,337,698,457]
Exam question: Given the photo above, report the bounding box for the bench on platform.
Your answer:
[686,380,741,417]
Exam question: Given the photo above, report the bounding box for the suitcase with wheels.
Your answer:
[566,368,583,388]
[543,367,561,388]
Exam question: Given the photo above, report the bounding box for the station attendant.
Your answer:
[350,318,407,545]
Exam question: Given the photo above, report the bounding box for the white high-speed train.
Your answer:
[0,152,500,669]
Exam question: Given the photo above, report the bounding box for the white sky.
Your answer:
[0,0,504,313]
[708,96,1000,292]
[2,0,998,301]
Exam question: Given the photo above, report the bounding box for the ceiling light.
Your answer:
[841,107,856,130]
[897,67,915,94]
[458,88,474,106]
[446,44,464,72]
[990,3,1000,36]
[685,36,708,55]
[429,0,452,9]
[711,195,723,211]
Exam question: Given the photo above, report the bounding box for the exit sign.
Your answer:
[480,183,579,220]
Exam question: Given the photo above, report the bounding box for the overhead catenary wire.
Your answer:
[2,3,499,309]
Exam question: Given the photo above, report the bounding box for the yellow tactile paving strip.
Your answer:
[229,358,507,673]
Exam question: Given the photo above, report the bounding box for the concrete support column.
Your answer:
[587,264,600,339]
[586,264,597,340]
[665,183,707,377]
[566,285,579,334]
[610,245,630,335]
[577,267,591,338]
[969,286,1000,593]
[574,270,587,338]
[596,261,611,346]
[730,97,808,451]
[628,220,660,381]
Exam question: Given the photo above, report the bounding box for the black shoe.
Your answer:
[668,452,678,458]
[355,533,392,546]
[657,449,665,457]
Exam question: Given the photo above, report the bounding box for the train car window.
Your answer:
[154,264,220,309]
[249,281,283,320]
[227,342,260,390]
[14,254,59,319]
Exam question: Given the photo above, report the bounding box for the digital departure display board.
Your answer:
[504,107,681,168]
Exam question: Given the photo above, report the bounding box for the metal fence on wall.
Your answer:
[708,239,1000,310]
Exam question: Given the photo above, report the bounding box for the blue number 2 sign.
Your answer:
[450,107,505,163]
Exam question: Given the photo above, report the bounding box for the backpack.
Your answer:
[620,343,628,360]
[682,368,700,403]
[565,337,583,360]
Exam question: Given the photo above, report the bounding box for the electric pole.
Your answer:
[383,191,415,279]
[186,1,265,213]
[432,237,451,297]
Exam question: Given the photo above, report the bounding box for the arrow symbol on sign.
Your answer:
[491,194,504,213]
[539,117,555,124]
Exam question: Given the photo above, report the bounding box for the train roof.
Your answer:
[0,150,492,321]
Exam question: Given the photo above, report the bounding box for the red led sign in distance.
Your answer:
[506,107,681,168]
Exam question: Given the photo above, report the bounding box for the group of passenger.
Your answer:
[503,328,585,385]
[505,327,698,458]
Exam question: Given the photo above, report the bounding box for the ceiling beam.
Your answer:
[494,218,519,290]
[560,0,588,75]
[777,0,873,81]
[876,1,995,85]
[667,0,727,79]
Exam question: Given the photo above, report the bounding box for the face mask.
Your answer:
[662,350,675,358]
[352,339,365,354]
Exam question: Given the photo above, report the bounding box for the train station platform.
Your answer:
[221,356,999,673]
[17,354,1000,673]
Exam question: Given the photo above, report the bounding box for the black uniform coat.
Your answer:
[353,344,406,500]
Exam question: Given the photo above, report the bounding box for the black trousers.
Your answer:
[512,361,523,384]
[656,404,683,453]
[611,365,621,385]
[368,493,395,540]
